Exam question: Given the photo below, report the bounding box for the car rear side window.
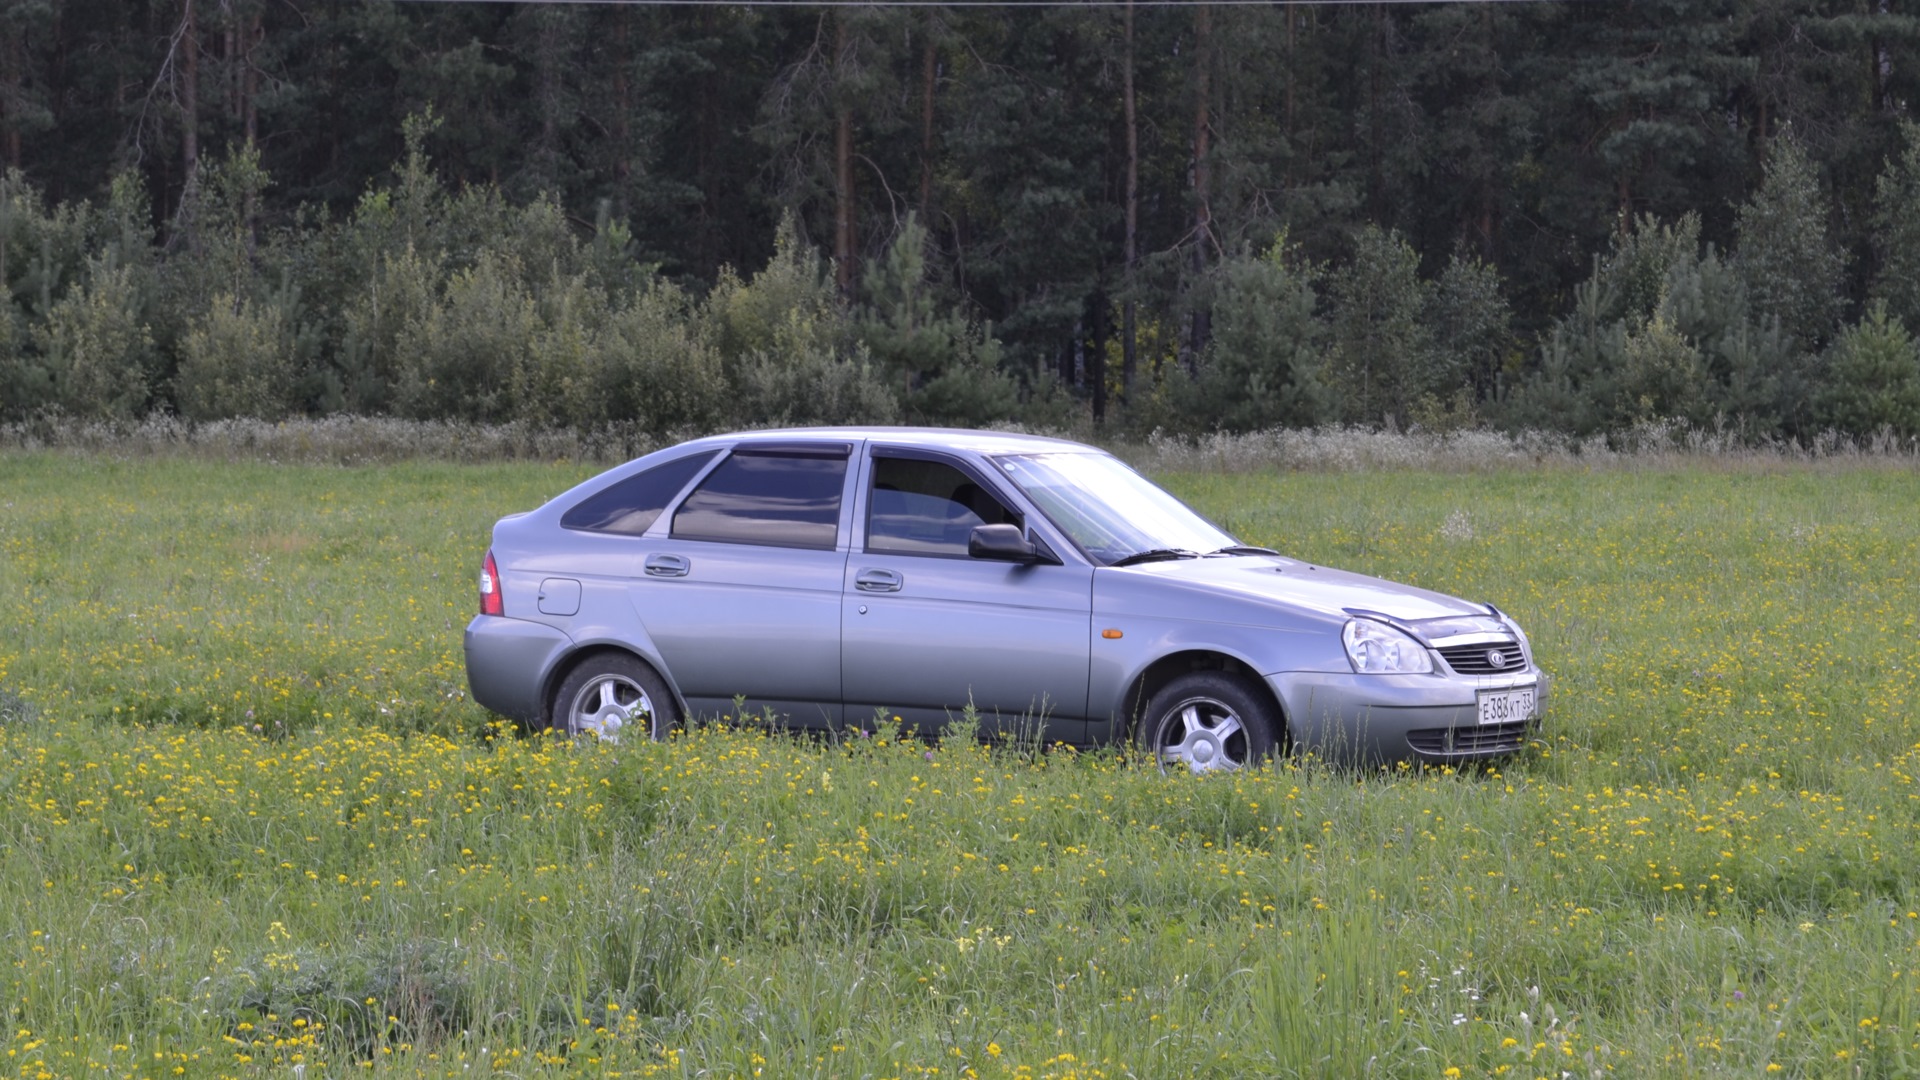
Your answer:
[867,456,1022,556]
[671,450,848,549]
[562,450,719,535]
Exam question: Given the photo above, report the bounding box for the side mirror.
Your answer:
[969,523,1041,563]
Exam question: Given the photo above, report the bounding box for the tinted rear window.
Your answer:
[561,451,718,535]
[671,453,847,549]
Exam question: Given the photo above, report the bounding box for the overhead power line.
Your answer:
[393,0,1562,7]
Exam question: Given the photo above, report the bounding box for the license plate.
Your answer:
[1477,686,1537,726]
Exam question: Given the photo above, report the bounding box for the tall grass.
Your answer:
[5,415,1919,471]
[0,454,1915,1077]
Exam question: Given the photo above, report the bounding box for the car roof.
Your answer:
[683,426,1100,456]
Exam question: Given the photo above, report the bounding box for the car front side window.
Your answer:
[670,449,848,549]
[865,455,1022,557]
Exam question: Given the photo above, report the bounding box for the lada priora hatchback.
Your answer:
[464,428,1547,769]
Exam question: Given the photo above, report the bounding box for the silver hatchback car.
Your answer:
[464,428,1546,769]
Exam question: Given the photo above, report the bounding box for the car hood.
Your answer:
[1100,554,1492,631]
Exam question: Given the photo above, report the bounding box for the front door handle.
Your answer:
[854,568,903,593]
[644,553,690,578]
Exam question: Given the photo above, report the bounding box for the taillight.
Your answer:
[479,549,504,616]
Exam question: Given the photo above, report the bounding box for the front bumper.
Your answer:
[464,616,574,726]
[1268,669,1549,765]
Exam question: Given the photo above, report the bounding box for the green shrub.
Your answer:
[33,258,154,419]
[0,298,41,417]
[856,215,1021,426]
[174,292,309,421]
[1736,132,1842,352]
[1505,214,1802,436]
[700,214,852,366]
[1325,225,1433,426]
[1816,302,1920,438]
[1182,234,1328,432]
[595,282,732,433]
[699,213,899,427]
[1870,121,1920,334]
[337,243,446,415]
[1426,251,1514,409]
[731,343,901,427]
[392,251,539,422]
[1617,314,1710,424]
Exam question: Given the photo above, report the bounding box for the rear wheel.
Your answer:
[1137,670,1279,774]
[549,653,677,742]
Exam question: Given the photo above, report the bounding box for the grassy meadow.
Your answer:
[0,452,1917,1078]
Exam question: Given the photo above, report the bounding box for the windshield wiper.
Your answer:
[1206,545,1280,557]
[1110,548,1200,567]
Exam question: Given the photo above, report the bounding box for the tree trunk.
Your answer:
[614,10,632,207]
[1,27,20,168]
[834,10,856,295]
[1121,0,1139,400]
[225,15,237,120]
[1284,3,1296,187]
[1090,285,1109,423]
[1876,0,1892,113]
[1367,3,1382,219]
[919,23,936,216]
[181,0,198,178]
[242,9,260,145]
[536,11,561,186]
[697,7,720,276]
[1475,2,1496,257]
[1189,3,1214,365]
[1192,3,1213,255]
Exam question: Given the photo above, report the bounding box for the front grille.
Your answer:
[1406,719,1535,758]
[1438,640,1524,675]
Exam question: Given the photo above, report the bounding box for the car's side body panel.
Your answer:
[839,441,1095,740]
[841,554,1093,740]
[628,539,849,727]
[1083,562,1345,738]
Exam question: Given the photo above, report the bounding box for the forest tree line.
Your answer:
[3,0,1920,437]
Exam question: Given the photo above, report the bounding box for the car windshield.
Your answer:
[993,452,1238,566]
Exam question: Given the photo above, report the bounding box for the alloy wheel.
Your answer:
[1154,695,1249,774]
[567,673,651,741]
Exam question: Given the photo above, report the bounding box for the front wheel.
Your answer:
[1137,671,1280,774]
[549,653,678,742]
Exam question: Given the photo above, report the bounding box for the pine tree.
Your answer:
[1425,252,1514,406]
[1735,132,1843,351]
[857,214,1017,426]
[1816,301,1920,438]
[1868,121,1920,334]
[1326,225,1430,426]
[1504,213,1792,434]
[1184,233,1326,432]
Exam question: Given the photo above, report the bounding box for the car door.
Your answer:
[628,442,853,728]
[840,447,1092,742]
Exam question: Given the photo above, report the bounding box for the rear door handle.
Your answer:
[644,553,690,578]
[854,568,902,593]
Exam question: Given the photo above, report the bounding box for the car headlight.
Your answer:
[1342,618,1434,674]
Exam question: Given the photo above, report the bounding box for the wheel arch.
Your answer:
[540,642,688,728]
[1119,650,1290,747]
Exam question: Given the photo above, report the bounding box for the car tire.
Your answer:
[1137,670,1280,774]
[549,652,678,742]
